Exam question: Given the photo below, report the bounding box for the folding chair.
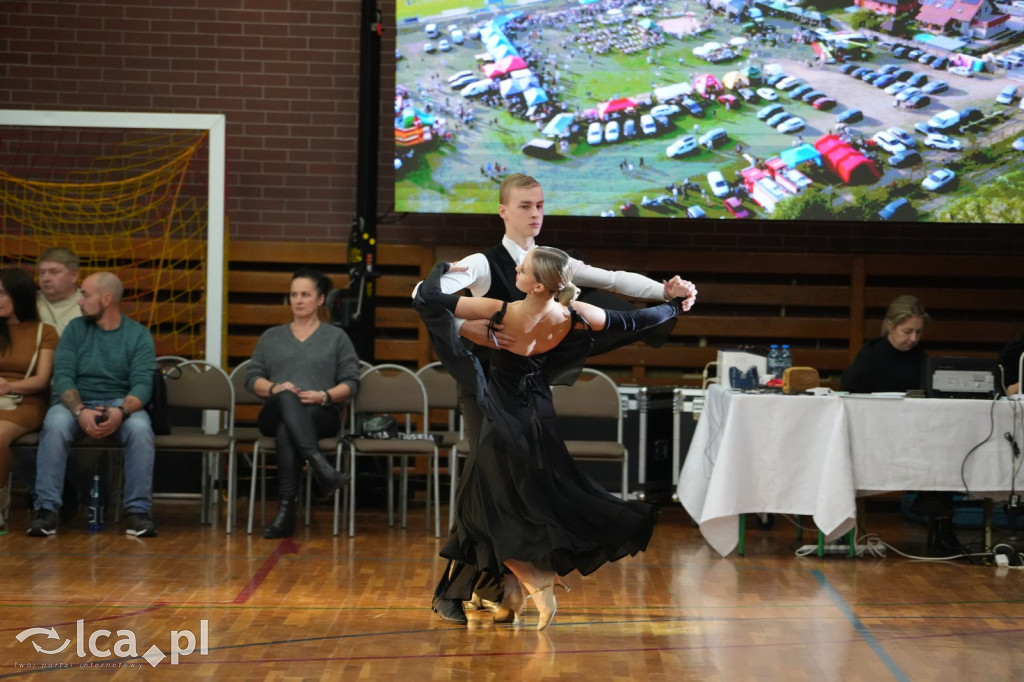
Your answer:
[416,361,463,531]
[348,364,440,537]
[550,368,629,499]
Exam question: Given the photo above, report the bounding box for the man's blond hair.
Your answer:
[498,173,540,205]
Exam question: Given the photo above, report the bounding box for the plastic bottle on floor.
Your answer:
[88,475,104,532]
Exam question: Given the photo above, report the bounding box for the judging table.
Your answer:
[677,383,1023,557]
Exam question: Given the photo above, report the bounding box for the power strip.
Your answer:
[798,544,881,556]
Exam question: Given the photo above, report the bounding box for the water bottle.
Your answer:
[88,475,104,532]
[780,344,793,375]
[767,344,781,380]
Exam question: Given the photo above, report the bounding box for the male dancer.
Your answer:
[417,173,698,625]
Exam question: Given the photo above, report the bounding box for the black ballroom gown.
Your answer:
[414,265,680,586]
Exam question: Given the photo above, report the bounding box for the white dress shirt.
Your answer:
[424,236,666,300]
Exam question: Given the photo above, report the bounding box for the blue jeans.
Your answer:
[35,401,155,514]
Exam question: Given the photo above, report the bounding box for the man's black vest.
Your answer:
[481,243,525,302]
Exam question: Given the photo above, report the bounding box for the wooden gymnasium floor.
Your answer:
[1,493,1023,680]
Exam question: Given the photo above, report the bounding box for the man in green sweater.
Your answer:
[28,272,158,537]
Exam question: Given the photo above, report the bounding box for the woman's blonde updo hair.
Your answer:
[882,294,930,335]
[530,246,579,306]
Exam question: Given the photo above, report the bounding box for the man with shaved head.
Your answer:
[28,272,159,537]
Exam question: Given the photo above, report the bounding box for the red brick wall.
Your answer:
[1,0,1021,256]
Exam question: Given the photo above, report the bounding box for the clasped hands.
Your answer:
[269,381,328,405]
[664,276,698,311]
[78,406,122,439]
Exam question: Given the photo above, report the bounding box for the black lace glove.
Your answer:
[603,298,684,333]
[415,262,462,313]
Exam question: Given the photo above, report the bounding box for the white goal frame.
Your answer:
[0,110,227,366]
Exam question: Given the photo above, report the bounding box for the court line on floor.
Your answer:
[231,537,301,604]
[812,568,909,682]
[0,604,168,634]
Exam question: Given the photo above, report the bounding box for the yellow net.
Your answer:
[0,128,211,358]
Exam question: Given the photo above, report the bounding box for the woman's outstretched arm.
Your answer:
[416,262,505,320]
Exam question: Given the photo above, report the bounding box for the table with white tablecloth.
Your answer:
[677,383,1023,557]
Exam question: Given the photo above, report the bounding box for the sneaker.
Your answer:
[27,509,59,537]
[124,512,158,537]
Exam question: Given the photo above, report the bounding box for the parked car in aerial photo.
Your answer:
[758,103,785,120]
[650,104,681,119]
[905,93,931,109]
[924,133,962,151]
[707,170,731,198]
[997,85,1019,104]
[836,108,863,124]
[888,150,922,168]
[699,127,729,149]
[666,135,698,158]
[928,109,961,131]
[878,197,916,221]
[777,117,805,134]
[723,197,750,219]
[922,168,957,192]
[604,120,620,143]
[872,131,908,154]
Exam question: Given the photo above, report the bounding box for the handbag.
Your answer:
[146,365,174,436]
[0,322,44,410]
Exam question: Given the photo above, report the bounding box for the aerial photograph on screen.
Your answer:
[395,0,1024,221]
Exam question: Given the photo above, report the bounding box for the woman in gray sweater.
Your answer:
[245,267,361,538]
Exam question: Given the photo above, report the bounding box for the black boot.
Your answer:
[305,449,348,496]
[265,440,299,539]
[263,497,297,538]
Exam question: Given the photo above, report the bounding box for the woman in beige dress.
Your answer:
[0,268,59,533]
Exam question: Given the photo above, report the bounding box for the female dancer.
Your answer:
[415,246,691,629]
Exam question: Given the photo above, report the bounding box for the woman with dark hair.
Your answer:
[0,268,59,534]
[415,246,693,630]
[244,267,361,538]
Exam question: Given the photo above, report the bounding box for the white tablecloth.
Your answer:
[844,395,1019,496]
[678,384,1022,557]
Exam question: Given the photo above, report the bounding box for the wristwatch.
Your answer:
[74,405,85,418]
[118,405,131,419]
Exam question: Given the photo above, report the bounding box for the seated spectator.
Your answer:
[28,272,158,537]
[840,295,928,394]
[997,328,1024,397]
[245,267,361,539]
[840,295,961,554]
[14,248,86,517]
[35,247,82,336]
[0,269,59,534]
